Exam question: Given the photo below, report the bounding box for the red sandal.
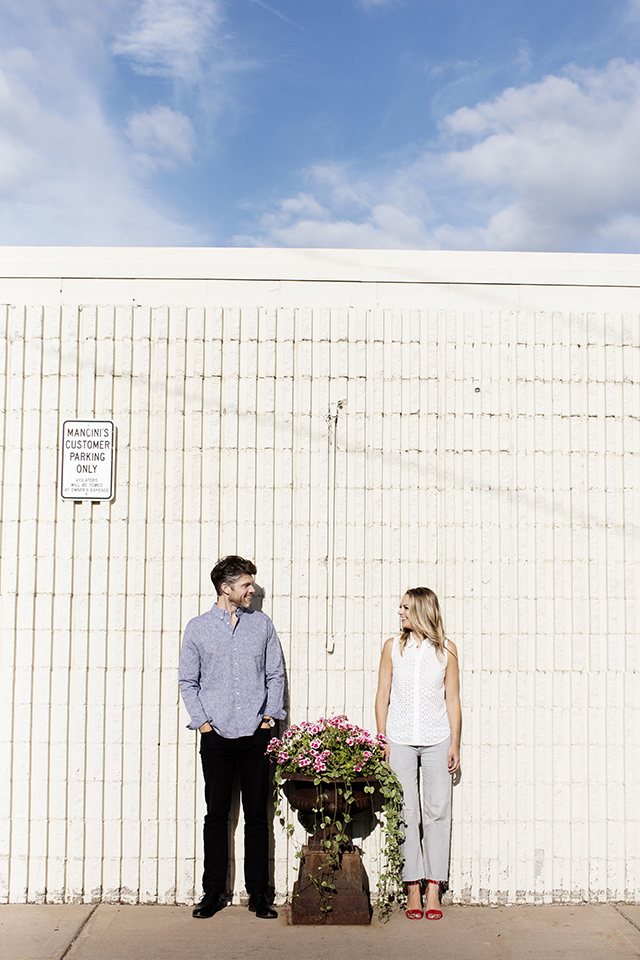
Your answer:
[405,882,423,920]
[406,908,424,920]
[425,880,443,920]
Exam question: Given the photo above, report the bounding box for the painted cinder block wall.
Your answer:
[0,248,638,905]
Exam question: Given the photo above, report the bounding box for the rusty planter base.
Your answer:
[291,846,371,925]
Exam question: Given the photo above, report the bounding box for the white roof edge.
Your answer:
[1,246,640,286]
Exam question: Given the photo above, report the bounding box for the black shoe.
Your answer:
[192,892,224,919]
[248,893,278,919]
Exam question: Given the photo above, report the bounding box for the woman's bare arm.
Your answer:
[444,639,461,773]
[375,638,394,760]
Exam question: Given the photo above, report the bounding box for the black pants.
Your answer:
[200,726,272,897]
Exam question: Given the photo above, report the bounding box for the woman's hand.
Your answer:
[380,740,390,762]
[447,743,460,774]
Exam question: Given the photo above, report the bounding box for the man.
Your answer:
[179,555,286,920]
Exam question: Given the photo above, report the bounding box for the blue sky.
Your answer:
[2,0,640,250]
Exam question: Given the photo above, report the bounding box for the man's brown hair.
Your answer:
[210,555,257,595]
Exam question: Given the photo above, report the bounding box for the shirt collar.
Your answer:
[211,603,249,621]
[212,603,229,621]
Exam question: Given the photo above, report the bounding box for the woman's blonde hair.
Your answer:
[399,587,449,660]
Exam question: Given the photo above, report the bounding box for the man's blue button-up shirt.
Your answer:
[178,603,286,738]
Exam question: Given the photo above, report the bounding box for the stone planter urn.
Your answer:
[283,772,375,925]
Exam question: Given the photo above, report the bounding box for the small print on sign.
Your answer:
[60,420,116,501]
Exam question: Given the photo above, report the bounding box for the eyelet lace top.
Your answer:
[385,634,451,746]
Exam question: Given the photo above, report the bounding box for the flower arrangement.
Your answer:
[267,714,385,778]
[268,715,405,921]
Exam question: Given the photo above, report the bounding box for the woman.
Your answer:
[375,587,460,920]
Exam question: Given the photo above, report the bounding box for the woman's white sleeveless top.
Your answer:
[385,635,451,746]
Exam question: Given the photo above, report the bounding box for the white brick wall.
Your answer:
[0,249,639,905]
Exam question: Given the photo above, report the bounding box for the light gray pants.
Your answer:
[388,736,452,883]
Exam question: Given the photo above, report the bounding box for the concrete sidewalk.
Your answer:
[2,903,640,960]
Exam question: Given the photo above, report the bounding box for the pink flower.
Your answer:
[270,715,386,778]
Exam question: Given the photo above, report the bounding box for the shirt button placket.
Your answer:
[234,628,240,727]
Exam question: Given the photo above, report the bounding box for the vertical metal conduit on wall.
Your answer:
[325,399,346,657]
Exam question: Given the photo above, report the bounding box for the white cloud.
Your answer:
[249,0,308,32]
[113,0,223,81]
[599,214,640,246]
[0,62,45,192]
[441,60,640,247]
[0,4,205,244]
[236,164,435,248]
[242,59,640,252]
[512,44,533,74]
[127,105,196,169]
[245,196,430,249]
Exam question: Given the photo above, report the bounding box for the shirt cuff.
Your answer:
[265,705,286,721]
[187,716,209,731]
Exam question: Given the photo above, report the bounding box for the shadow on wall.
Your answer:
[251,583,265,612]
[223,579,286,901]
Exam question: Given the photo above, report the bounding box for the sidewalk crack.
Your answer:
[57,903,100,960]
[615,906,640,935]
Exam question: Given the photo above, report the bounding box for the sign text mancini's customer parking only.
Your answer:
[59,420,116,501]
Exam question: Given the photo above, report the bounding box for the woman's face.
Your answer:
[398,594,412,631]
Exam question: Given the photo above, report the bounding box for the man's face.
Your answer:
[224,574,255,609]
